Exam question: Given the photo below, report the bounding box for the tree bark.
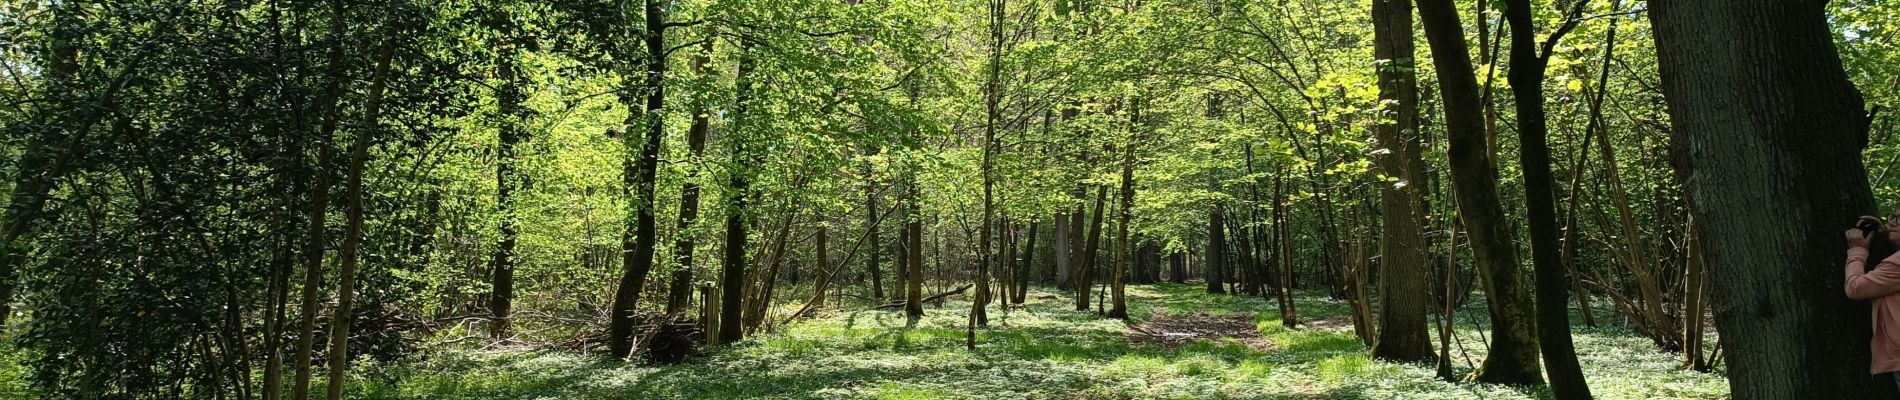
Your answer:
[487,7,527,340]
[1077,186,1108,310]
[1207,207,1228,295]
[1108,143,1135,319]
[325,25,397,400]
[667,40,716,316]
[1368,0,1433,362]
[607,0,671,358]
[1500,0,1591,395]
[1416,0,1542,384]
[718,41,759,346]
[906,176,926,317]
[1651,0,1886,396]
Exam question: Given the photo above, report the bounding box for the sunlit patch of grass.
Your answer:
[871,382,955,400]
[1316,354,1382,383]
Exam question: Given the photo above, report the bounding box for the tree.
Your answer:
[1500,0,1591,395]
[1108,138,1136,319]
[1367,0,1432,362]
[486,4,529,340]
[667,40,716,316]
[325,22,398,400]
[1415,0,1543,384]
[607,0,673,359]
[1652,0,1889,397]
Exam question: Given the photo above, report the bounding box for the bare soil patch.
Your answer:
[1126,311,1272,351]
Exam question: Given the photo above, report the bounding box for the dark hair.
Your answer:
[1858,216,1885,237]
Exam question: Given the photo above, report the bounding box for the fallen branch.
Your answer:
[871,285,972,310]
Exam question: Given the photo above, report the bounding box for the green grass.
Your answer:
[342,284,1730,399]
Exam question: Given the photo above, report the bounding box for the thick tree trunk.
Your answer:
[607,0,671,359]
[718,42,759,346]
[1416,0,1542,384]
[1055,213,1071,289]
[1651,1,1886,397]
[1500,0,1591,395]
[1368,0,1433,362]
[667,41,715,316]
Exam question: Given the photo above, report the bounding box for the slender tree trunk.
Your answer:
[906,175,925,317]
[1651,1,1885,396]
[1108,143,1135,319]
[1369,0,1433,362]
[1501,0,1591,395]
[866,152,884,300]
[325,27,396,400]
[1015,221,1037,304]
[1077,186,1107,311]
[1416,0,1542,384]
[290,0,347,392]
[487,8,527,339]
[813,226,831,309]
[667,40,715,315]
[607,0,671,358]
[1682,217,1710,371]
[1273,168,1298,328]
[1207,207,1228,295]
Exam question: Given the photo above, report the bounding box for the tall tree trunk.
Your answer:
[906,175,926,317]
[866,153,884,300]
[1273,167,1298,328]
[1416,0,1542,384]
[1108,144,1135,319]
[1076,186,1108,311]
[1651,0,1886,396]
[667,40,716,315]
[607,0,671,358]
[1369,0,1433,362]
[325,26,397,400]
[487,8,527,339]
[292,2,351,396]
[718,41,759,346]
[1501,0,1591,395]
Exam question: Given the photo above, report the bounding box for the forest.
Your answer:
[0,0,1894,398]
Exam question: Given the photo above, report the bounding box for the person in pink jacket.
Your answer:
[1845,214,1900,383]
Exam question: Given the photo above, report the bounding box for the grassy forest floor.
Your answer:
[338,283,1725,399]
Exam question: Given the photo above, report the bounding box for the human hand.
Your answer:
[1848,228,1872,250]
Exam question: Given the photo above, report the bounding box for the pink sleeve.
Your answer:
[1846,247,1900,300]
